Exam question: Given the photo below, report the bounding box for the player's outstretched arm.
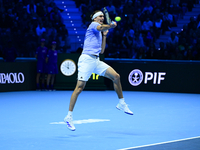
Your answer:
[97,22,117,31]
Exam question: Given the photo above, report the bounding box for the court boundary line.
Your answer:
[118,136,200,150]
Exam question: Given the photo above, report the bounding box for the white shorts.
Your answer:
[77,54,110,81]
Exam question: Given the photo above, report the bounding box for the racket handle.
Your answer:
[111,21,115,25]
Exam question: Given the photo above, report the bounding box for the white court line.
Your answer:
[50,119,110,125]
[118,136,200,150]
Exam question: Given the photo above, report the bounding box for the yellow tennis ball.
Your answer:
[115,16,121,22]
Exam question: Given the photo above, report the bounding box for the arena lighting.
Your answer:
[62,1,64,4]
[64,6,66,8]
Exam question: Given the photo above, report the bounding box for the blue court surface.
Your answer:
[0,90,200,150]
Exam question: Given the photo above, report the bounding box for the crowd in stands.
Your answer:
[1,0,200,61]
[0,0,70,61]
[77,0,200,60]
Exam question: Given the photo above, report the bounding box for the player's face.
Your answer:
[96,15,104,24]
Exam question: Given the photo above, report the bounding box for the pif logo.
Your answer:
[128,69,166,86]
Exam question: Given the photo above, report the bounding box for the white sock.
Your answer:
[67,111,73,117]
[119,98,125,104]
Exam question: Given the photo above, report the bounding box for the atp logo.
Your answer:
[128,69,143,86]
[128,69,166,86]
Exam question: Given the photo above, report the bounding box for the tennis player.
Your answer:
[64,10,133,131]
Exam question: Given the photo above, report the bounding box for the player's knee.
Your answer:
[113,73,120,82]
[75,85,84,94]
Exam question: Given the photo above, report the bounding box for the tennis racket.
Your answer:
[103,7,111,24]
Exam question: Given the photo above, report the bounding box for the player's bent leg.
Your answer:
[64,80,86,131]
[104,67,133,115]
[69,80,86,111]
[104,67,123,99]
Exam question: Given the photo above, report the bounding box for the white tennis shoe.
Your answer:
[64,115,76,131]
[116,101,133,115]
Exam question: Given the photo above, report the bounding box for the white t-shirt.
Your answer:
[82,22,102,56]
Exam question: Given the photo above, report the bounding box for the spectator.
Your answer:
[135,47,146,59]
[189,32,198,47]
[142,10,153,22]
[146,46,157,59]
[132,32,145,51]
[134,0,143,13]
[52,14,63,31]
[142,17,153,32]
[48,28,58,46]
[132,17,142,31]
[123,0,134,18]
[112,30,124,49]
[27,0,37,14]
[106,1,116,20]
[5,9,15,28]
[37,1,45,17]
[122,30,133,50]
[13,29,25,56]
[58,34,71,53]
[142,1,153,14]
[135,8,143,21]
[145,30,154,46]
[178,37,187,52]
[162,11,173,34]
[57,25,68,37]
[81,5,93,28]
[171,47,184,60]
[153,17,163,39]
[168,31,179,48]
[153,0,163,14]
[162,49,171,59]
[7,8,16,20]
[11,21,19,33]
[188,16,197,31]
[24,30,37,57]
[170,3,181,23]
[29,9,39,29]
[152,8,162,22]
[0,14,9,29]
[50,7,63,23]
[185,46,195,60]
[3,40,17,62]
[36,23,46,37]
[18,12,30,32]
[46,22,57,37]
